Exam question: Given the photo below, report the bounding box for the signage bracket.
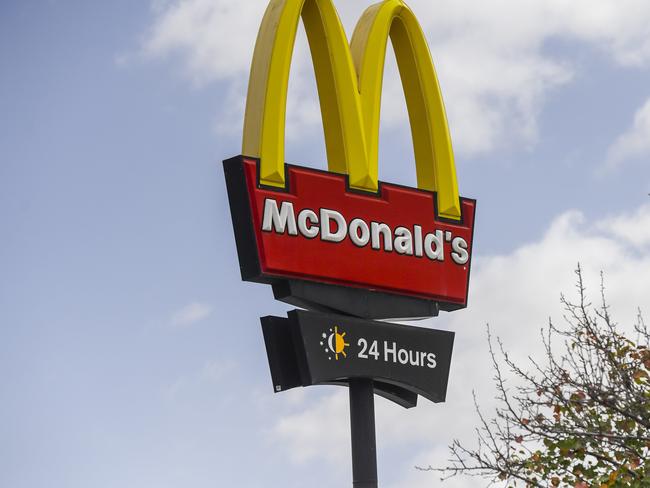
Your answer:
[272,279,440,320]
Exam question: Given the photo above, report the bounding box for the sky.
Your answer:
[1,0,650,487]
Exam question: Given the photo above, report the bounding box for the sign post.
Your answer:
[350,378,378,488]
[222,1,476,485]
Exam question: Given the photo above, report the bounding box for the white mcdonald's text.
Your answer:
[261,198,469,265]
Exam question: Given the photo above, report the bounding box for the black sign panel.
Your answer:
[261,310,454,405]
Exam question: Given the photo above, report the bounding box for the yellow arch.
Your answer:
[242,0,461,220]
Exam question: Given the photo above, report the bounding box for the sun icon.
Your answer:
[319,326,349,360]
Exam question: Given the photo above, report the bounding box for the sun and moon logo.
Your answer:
[320,326,349,361]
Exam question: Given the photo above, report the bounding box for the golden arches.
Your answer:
[242,0,461,220]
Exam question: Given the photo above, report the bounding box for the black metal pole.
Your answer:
[349,378,378,488]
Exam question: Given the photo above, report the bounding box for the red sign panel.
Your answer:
[224,157,476,309]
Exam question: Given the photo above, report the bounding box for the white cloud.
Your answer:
[143,0,650,157]
[266,203,650,487]
[143,0,267,84]
[201,358,235,382]
[596,203,650,249]
[170,301,212,327]
[272,388,350,464]
[605,98,650,170]
[162,358,235,401]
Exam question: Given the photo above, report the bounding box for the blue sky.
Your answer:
[1,1,649,487]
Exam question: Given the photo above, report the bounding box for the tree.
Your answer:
[422,267,650,487]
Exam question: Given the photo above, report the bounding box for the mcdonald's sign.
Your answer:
[224,0,476,310]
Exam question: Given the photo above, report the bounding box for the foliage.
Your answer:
[422,267,650,487]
